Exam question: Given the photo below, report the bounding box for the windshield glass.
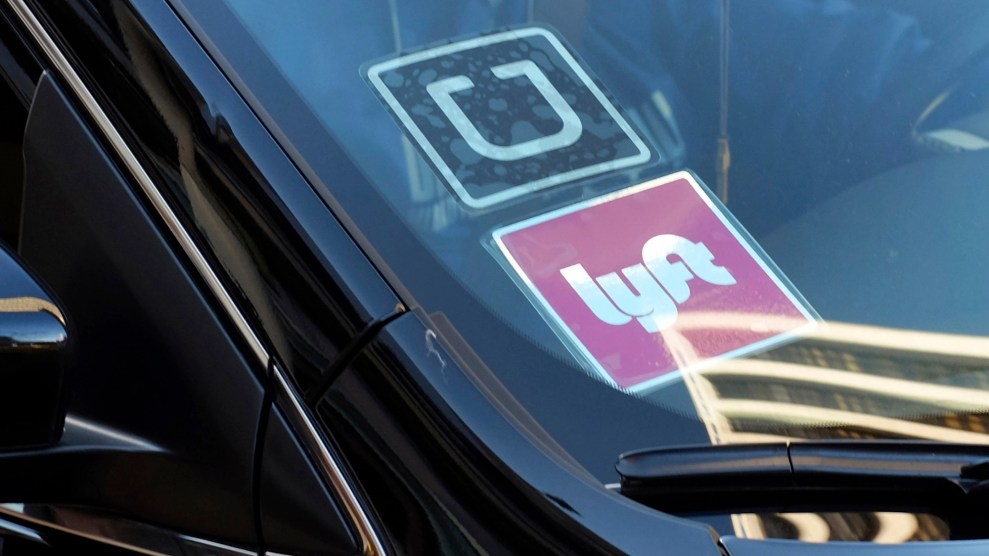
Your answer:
[172,0,989,543]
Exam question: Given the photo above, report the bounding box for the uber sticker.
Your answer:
[366,27,653,208]
[493,172,817,392]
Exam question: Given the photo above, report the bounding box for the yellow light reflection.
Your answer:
[0,296,65,325]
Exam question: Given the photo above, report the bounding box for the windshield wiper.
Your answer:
[616,441,989,537]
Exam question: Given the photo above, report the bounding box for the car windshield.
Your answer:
[172,0,989,543]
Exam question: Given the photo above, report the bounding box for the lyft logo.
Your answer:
[561,235,736,333]
[494,172,816,392]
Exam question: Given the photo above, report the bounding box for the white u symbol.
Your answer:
[426,60,584,161]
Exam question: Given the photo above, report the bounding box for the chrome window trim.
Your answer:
[3,1,386,554]
[272,364,384,554]
[6,1,268,367]
[0,504,256,556]
[0,514,46,545]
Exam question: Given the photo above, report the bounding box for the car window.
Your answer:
[0,66,28,249]
[172,0,989,542]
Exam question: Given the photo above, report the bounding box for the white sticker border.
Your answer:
[492,171,818,393]
[367,26,653,209]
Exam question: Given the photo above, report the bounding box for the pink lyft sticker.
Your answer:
[493,171,816,392]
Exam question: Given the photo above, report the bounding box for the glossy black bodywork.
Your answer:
[0,242,67,449]
[0,2,39,102]
[16,70,264,546]
[0,511,136,555]
[0,8,32,255]
[28,0,403,394]
[260,404,358,555]
[0,4,379,552]
[318,310,723,555]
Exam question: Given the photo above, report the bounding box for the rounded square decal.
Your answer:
[366,27,653,208]
[494,172,817,392]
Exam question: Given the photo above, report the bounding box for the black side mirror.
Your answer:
[0,242,68,449]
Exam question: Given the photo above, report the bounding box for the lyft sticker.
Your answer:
[366,27,652,208]
[494,172,816,392]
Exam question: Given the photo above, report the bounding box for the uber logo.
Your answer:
[366,27,653,208]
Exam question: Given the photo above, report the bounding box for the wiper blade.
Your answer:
[616,441,989,516]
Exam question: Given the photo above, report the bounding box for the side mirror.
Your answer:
[0,242,68,449]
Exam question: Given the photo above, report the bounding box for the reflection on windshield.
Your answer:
[679,321,989,442]
[172,0,989,544]
[673,321,989,541]
[733,512,949,543]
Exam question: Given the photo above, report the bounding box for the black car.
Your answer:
[4,0,989,554]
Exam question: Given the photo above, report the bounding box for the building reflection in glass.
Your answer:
[666,318,989,542]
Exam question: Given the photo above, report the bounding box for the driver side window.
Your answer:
[0,69,27,250]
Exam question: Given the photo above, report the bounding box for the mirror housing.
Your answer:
[0,242,68,449]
